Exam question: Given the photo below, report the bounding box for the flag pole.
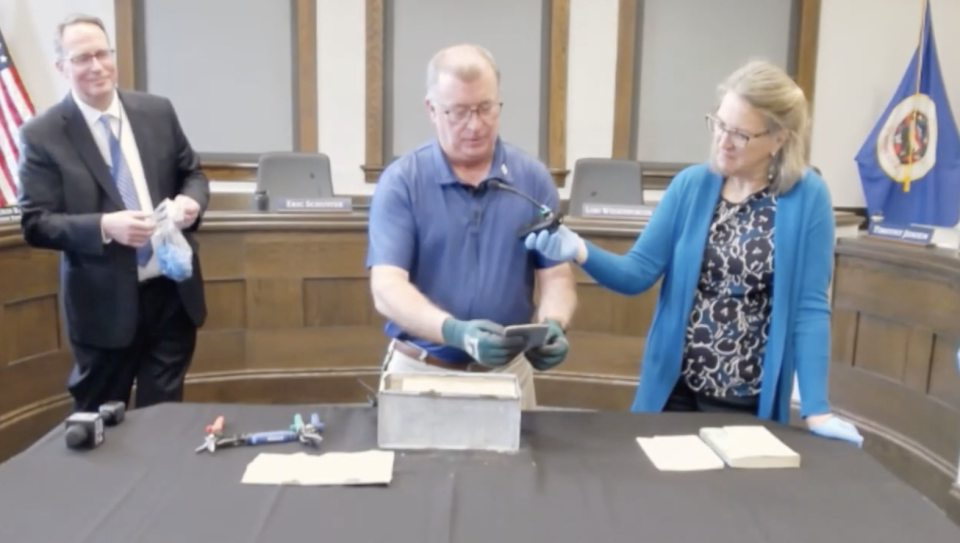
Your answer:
[902,0,928,192]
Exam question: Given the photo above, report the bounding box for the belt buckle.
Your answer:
[397,340,428,362]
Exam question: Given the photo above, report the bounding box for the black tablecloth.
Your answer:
[1,403,958,543]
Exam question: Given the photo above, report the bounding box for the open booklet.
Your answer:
[637,425,800,471]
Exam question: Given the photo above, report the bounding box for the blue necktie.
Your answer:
[99,115,152,266]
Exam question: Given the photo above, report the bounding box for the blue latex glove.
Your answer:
[523,225,581,263]
[526,319,569,371]
[441,318,525,367]
[808,416,864,447]
[155,242,193,282]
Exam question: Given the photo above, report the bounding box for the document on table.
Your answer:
[698,425,801,469]
[636,435,726,471]
[240,450,396,486]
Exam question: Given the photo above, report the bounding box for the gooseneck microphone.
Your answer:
[486,178,564,239]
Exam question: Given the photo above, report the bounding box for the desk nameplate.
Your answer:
[581,203,654,220]
[277,198,353,213]
[866,222,935,246]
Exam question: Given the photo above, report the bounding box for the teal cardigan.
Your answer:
[581,163,834,423]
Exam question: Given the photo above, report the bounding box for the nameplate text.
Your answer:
[278,197,353,213]
[0,205,21,222]
[867,222,934,245]
[581,203,654,219]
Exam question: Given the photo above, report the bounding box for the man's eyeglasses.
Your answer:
[439,101,503,125]
[67,49,116,68]
[705,114,771,149]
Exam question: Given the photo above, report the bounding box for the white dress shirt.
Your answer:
[73,90,161,282]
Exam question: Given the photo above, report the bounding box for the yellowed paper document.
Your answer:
[698,425,800,469]
[241,450,396,486]
[636,435,726,471]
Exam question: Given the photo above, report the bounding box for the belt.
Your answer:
[390,340,493,373]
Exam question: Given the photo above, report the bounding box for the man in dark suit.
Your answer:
[17,13,208,413]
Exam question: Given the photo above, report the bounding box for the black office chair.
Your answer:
[256,152,335,208]
[567,158,644,217]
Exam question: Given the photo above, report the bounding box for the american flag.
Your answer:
[0,29,34,207]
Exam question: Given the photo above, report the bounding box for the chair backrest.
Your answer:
[567,158,644,217]
[256,152,334,205]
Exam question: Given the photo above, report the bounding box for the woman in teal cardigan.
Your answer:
[526,60,863,446]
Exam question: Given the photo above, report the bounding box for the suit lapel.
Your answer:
[63,95,125,209]
[119,92,162,207]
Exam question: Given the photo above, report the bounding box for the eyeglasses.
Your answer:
[438,101,503,125]
[705,114,771,149]
[67,49,115,68]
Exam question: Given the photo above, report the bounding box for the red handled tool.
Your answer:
[195,415,225,454]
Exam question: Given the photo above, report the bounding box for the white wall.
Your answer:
[811,0,960,208]
[316,0,369,195]
[8,0,960,205]
[564,0,618,200]
[315,0,619,198]
[0,0,115,111]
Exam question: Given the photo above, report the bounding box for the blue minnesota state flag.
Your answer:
[855,1,960,227]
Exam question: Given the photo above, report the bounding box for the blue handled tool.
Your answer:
[242,430,299,446]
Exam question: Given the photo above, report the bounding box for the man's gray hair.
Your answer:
[54,13,109,59]
[425,44,500,101]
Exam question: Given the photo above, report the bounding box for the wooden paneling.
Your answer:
[362,0,385,183]
[293,0,319,152]
[0,238,73,461]
[611,0,638,159]
[546,0,570,187]
[794,0,822,113]
[114,0,136,90]
[0,215,956,526]
[201,160,258,182]
[830,236,960,526]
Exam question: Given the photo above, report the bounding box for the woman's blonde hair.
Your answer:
[715,59,812,194]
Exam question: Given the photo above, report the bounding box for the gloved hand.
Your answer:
[525,319,569,371]
[808,415,864,447]
[523,225,581,263]
[441,318,525,367]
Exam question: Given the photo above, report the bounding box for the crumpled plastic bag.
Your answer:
[151,198,194,282]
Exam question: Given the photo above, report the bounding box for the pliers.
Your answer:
[195,415,225,453]
[291,412,324,447]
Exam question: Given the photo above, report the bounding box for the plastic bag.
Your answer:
[151,198,194,282]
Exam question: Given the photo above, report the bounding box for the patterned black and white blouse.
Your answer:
[680,187,777,403]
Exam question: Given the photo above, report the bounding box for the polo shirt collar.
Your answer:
[431,137,513,186]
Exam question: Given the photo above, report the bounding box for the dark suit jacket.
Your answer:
[17,90,209,349]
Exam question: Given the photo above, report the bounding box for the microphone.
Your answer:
[64,412,105,450]
[99,401,126,426]
[486,178,564,239]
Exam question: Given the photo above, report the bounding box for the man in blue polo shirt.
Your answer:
[366,43,578,409]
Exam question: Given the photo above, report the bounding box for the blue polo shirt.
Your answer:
[365,137,562,362]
